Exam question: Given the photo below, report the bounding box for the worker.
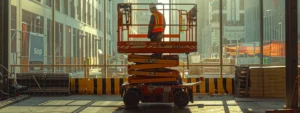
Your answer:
[148,3,166,58]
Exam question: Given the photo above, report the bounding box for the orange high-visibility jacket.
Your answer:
[148,11,166,38]
[151,11,165,33]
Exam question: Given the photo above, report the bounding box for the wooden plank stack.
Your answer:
[249,67,264,97]
[263,67,286,98]
[249,67,290,98]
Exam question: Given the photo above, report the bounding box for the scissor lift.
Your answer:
[117,3,202,108]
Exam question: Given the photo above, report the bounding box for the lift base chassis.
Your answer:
[120,82,200,108]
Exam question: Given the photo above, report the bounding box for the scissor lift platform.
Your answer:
[117,3,199,108]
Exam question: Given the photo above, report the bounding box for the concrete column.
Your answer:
[7,0,11,74]
[285,0,298,109]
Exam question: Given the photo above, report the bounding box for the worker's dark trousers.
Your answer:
[150,32,163,58]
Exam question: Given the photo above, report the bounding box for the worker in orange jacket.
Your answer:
[148,3,166,58]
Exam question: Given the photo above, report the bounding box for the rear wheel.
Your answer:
[123,90,140,108]
[174,90,189,108]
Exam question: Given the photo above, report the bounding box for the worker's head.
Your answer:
[149,3,157,13]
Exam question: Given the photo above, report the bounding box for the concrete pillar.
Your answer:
[285,0,298,109]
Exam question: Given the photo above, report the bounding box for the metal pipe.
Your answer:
[260,0,264,66]
[195,5,197,42]
[189,23,191,41]
[192,23,194,41]
[11,64,300,67]
[169,0,171,42]
[185,28,187,41]
[124,24,197,26]
[169,3,172,42]
[178,10,181,40]
[104,0,107,78]
[10,64,237,67]
[124,3,197,5]
[163,4,165,42]
[131,9,178,11]
[220,0,223,78]
[117,7,121,42]
[52,0,55,73]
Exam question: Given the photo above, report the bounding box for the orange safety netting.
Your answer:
[225,42,300,57]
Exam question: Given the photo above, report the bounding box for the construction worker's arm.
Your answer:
[148,15,154,39]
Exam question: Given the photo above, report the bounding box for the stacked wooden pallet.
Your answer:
[249,67,287,98]
[249,67,263,97]
[234,65,250,97]
[263,67,286,98]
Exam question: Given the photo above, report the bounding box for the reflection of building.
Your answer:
[10,0,112,73]
[202,25,213,58]
[196,0,205,54]
[263,0,285,42]
[244,0,285,64]
[201,0,245,58]
[244,0,260,43]
[245,0,285,43]
[108,0,123,65]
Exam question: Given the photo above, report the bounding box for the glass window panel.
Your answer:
[263,0,285,65]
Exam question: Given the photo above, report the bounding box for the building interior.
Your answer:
[0,0,300,112]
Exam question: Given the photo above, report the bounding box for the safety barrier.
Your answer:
[70,78,234,95]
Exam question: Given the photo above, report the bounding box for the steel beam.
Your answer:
[52,0,55,73]
[0,0,3,74]
[2,0,9,75]
[0,0,10,101]
[219,0,223,78]
[260,0,264,66]
[104,0,107,78]
[285,0,298,109]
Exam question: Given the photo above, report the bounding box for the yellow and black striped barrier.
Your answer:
[183,78,234,94]
[70,78,234,95]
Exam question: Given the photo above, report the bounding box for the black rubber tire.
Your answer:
[174,90,189,108]
[123,90,140,108]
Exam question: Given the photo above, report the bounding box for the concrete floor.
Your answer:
[0,95,285,113]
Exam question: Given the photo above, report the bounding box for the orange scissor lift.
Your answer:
[117,3,202,108]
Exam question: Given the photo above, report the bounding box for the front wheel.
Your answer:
[174,90,189,108]
[123,90,140,108]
